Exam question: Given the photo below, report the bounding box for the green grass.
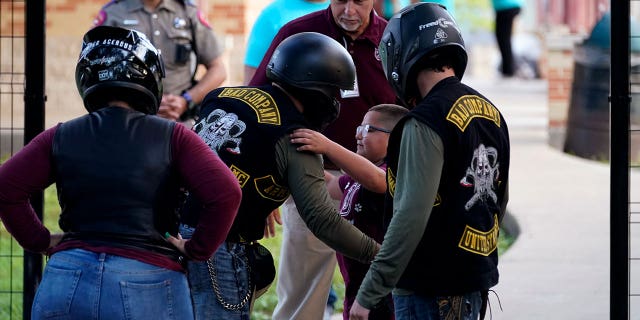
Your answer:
[498,229,515,254]
[0,230,24,320]
[0,184,514,319]
[249,226,345,320]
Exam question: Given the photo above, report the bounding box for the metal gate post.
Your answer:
[610,1,630,319]
[23,1,46,318]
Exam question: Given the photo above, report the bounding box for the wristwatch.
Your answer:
[181,90,196,111]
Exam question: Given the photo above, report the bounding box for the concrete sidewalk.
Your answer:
[465,75,640,319]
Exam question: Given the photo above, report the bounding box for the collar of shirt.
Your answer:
[322,6,385,45]
[123,0,180,14]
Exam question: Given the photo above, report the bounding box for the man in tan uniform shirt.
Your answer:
[94,0,227,122]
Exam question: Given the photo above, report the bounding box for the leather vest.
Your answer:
[187,85,308,241]
[53,107,182,259]
[385,77,510,295]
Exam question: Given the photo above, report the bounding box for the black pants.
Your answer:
[495,7,521,76]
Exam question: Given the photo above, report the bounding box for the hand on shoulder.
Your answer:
[289,128,334,154]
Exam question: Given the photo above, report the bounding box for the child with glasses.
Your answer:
[289,103,408,319]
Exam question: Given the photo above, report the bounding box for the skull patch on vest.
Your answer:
[194,109,246,155]
[460,144,499,211]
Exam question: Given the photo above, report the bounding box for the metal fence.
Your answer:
[0,1,45,319]
[0,1,26,319]
[628,1,640,318]
[610,1,640,318]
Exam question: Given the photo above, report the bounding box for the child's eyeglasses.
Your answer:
[356,124,391,138]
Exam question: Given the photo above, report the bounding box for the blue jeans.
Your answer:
[393,291,482,320]
[180,224,252,320]
[31,248,193,320]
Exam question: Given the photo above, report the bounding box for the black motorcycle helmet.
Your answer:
[379,3,467,106]
[267,32,356,129]
[75,26,165,114]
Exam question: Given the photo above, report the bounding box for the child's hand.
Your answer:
[290,128,333,154]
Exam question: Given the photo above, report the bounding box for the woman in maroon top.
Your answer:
[0,26,241,319]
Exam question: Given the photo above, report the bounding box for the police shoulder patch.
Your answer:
[93,10,107,27]
[197,10,211,29]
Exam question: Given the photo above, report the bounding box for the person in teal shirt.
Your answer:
[377,1,455,20]
[243,0,329,83]
[417,0,455,17]
[492,0,524,77]
[378,0,409,19]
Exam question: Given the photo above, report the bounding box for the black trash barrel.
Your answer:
[563,12,640,161]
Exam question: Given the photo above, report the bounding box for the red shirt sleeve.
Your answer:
[0,126,58,253]
[171,124,241,261]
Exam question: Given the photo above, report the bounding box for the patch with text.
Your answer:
[458,214,499,256]
[446,95,500,132]
[230,164,250,188]
[254,175,289,202]
[218,88,281,125]
[387,167,396,197]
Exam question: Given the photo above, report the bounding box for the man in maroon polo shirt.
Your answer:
[249,1,396,319]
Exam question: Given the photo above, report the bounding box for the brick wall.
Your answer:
[205,0,270,86]
[545,34,582,150]
[540,0,608,35]
[538,0,609,149]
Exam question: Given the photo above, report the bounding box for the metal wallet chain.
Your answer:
[205,248,252,311]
